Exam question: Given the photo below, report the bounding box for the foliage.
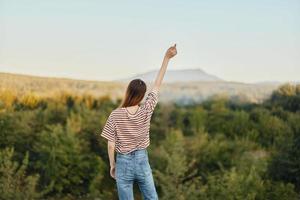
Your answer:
[268,132,300,192]
[0,84,300,199]
[0,148,41,200]
[153,130,202,200]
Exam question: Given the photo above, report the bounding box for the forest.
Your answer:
[0,83,300,200]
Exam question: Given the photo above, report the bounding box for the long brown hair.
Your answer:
[119,79,147,108]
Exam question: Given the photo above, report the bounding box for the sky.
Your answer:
[0,0,299,83]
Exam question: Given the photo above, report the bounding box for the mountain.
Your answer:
[119,68,223,83]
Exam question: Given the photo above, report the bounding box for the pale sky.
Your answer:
[0,0,299,83]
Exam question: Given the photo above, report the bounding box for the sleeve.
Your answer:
[100,113,116,142]
[144,90,159,115]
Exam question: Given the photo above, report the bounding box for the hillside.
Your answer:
[0,72,280,104]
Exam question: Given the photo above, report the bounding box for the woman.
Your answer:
[101,44,177,200]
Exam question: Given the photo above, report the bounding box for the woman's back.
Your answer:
[101,90,158,154]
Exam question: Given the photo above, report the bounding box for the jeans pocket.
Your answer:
[140,158,152,177]
[116,159,128,179]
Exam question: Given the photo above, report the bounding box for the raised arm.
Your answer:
[152,44,177,93]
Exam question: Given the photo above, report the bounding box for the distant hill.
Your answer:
[0,72,127,100]
[119,68,223,83]
[0,72,282,104]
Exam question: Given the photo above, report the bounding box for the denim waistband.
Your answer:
[117,148,148,157]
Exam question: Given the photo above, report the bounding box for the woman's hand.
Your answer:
[110,165,116,179]
[165,44,177,59]
[153,44,177,90]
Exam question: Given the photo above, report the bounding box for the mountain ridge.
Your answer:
[118,68,224,83]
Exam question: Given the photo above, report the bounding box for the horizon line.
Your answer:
[1,70,299,85]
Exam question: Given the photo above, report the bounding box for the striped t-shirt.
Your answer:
[100,90,159,154]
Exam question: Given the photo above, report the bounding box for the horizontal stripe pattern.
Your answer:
[101,90,158,154]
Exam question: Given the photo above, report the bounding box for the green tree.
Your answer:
[32,124,106,198]
[202,167,298,200]
[269,84,300,112]
[250,108,293,147]
[0,148,41,200]
[268,133,300,192]
[153,130,201,200]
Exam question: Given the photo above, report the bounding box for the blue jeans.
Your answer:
[116,149,158,200]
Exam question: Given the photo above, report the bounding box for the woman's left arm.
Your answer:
[108,141,116,179]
